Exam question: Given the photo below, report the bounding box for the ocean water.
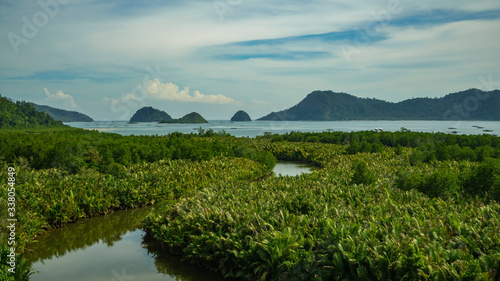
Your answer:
[65,120,500,137]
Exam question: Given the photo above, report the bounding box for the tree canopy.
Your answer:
[0,95,65,128]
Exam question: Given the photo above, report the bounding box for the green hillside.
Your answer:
[30,103,94,122]
[0,95,65,128]
[259,89,500,121]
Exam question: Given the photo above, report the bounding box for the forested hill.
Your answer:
[130,106,172,122]
[30,103,94,122]
[258,89,500,121]
[159,112,208,124]
[231,110,252,122]
[0,95,64,128]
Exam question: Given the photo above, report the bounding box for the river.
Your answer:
[24,162,312,281]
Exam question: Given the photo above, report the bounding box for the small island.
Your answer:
[130,106,172,122]
[159,112,208,124]
[231,110,252,122]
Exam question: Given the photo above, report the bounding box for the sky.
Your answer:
[1,0,499,121]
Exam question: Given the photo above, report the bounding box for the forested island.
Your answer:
[130,107,208,124]
[231,110,252,122]
[30,103,94,122]
[259,89,500,121]
[159,112,208,124]
[130,106,172,122]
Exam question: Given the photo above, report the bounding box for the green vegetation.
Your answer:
[129,106,172,122]
[395,158,500,201]
[29,103,94,122]
[0,129,276,174]
[160,112,208,124]
[231,110,252,122]
[262,130,500,163]
[0,156,268,280]
[145,140,500,280]
[350,160,376,186]
[258,89,500,121]
[0,95,64,128]
[1,128,500,280]
[0,128,275,280]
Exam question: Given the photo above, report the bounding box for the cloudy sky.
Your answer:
[1,0,499,120]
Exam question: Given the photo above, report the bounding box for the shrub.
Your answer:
[463,158,500,198]
[419,170,461,198]
[280,195,314,215]
[101,162,127,178]
[491,175,500,202]
[0,244,34,281]
[394,170,426,191]
[351,161,376,186]
[233,144,276,170]
[395,169,460,198]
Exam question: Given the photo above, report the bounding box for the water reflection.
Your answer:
[273,161,312,177]
[141,233,238,281]
[24,206,233,281]
[24,207,152,264]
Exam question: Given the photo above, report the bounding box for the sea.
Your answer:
[65,120,500,138]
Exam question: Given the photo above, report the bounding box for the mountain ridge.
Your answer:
[30,103,94,122]
[258,89,500,121]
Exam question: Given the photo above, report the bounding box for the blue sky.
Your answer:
[1,0,499,120]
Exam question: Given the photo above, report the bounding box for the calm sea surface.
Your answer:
[65,120,500,137]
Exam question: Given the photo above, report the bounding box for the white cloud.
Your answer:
[145,79,235,104]
[43,88,77,108]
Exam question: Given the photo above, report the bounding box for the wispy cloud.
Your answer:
[206,8,500,63]
[213,51,331,61]
[10,66,138,83]
[390,8,500,27]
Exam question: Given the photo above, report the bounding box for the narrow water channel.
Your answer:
[23,162,311,281]
[23,206,237,281]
